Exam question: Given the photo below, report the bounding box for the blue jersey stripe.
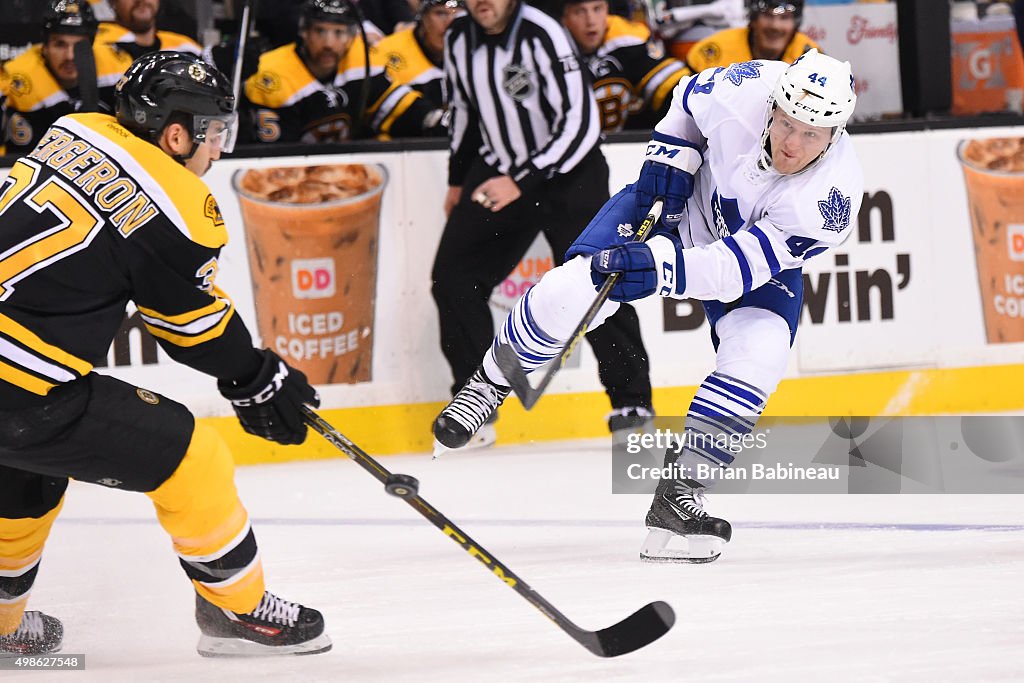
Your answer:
[747,226,781,274]
[722,236,753,293]
[680,76,698,116]
[650,129,703,152]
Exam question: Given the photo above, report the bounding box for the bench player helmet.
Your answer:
[42,0,98,40]
[418,0,466,13]
[761,49,856,171]
[115,51,238,157]
[300,0,361,29]
[748,0,803,26]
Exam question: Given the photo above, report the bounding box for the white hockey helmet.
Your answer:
[761,49,857,170]
[773,49,856,130]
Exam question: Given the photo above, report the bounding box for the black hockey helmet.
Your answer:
[115,52,238,154]
[417,0,465,22]
[419,0,466,10]
[299,0,361,30]
[42,0,98,40]
[748,0,803,25]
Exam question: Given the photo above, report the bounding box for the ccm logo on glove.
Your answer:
[647,143,683,159]
[219,349,320,446]
[659,263,675,296]
[590,234,686,303]
[229,361,289,406]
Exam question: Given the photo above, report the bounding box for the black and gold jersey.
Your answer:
[373,27,445,110]
[95,22,202,61]
[1,44,133,156]
[0,113,259,407]
[244,38,433,144]
[686,27,819,72]
[582,15,689,134]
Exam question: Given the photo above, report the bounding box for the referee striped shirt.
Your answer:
[444,2,601,192]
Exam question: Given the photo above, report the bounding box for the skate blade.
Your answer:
[640,528,723,564]
[431,439,448,459]
[197,633,332,658]
[431,425,496,459]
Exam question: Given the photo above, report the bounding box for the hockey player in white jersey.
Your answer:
[432,49,863,562]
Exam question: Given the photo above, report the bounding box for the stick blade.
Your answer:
[494,344,542,410]
[577,601,675,657]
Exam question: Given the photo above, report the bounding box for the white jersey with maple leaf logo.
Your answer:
[654,60,864,303]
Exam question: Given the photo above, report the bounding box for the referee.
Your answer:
[431,0,653,443]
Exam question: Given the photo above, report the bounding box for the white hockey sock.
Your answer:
[483,287,562,383]
[482,256,618,385]
[672,371,768,483]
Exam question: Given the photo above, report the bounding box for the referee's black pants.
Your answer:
[431,149,652,411]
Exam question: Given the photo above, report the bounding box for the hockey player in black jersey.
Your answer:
[561,0,689,133]
[244,0,445,143]
[374,0,464,111]
[1,0,133,155]
[97,0,203,59]
[0,52,329,658]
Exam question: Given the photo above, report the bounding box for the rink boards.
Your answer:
[3,125,1023,461]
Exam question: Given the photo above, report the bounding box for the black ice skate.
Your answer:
[195,591,331,657]
[433,368,510,450]
[641,478,732,564]
[608,406,655,448]
[607,406,655,434]
[0,611,63,655]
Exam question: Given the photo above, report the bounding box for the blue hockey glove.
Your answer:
[636,132,701,228]
[590,235,685,302]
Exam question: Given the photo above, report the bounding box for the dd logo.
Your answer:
[291,258,336,299]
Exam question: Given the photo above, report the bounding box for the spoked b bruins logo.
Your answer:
[254,71,281,94]
[9,74,31,96]
[204,194,225,227]
[386,52,405,74]
[136,388,160,405]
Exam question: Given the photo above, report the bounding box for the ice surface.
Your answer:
[11,439,1023,682]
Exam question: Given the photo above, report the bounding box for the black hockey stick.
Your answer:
[301,406,675,657]
[496,197,665,410]
[72,39,99,113]
[350,3,372,139]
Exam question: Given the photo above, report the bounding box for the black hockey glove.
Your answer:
[218,349,320,446]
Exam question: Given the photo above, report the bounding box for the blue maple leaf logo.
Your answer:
[723,61,763,86]
[818,187,852,233]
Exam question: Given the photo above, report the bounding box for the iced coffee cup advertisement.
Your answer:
[232,163,386,385]
[957,136,1024,344]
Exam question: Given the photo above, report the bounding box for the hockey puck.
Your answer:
[385,473,419,498]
